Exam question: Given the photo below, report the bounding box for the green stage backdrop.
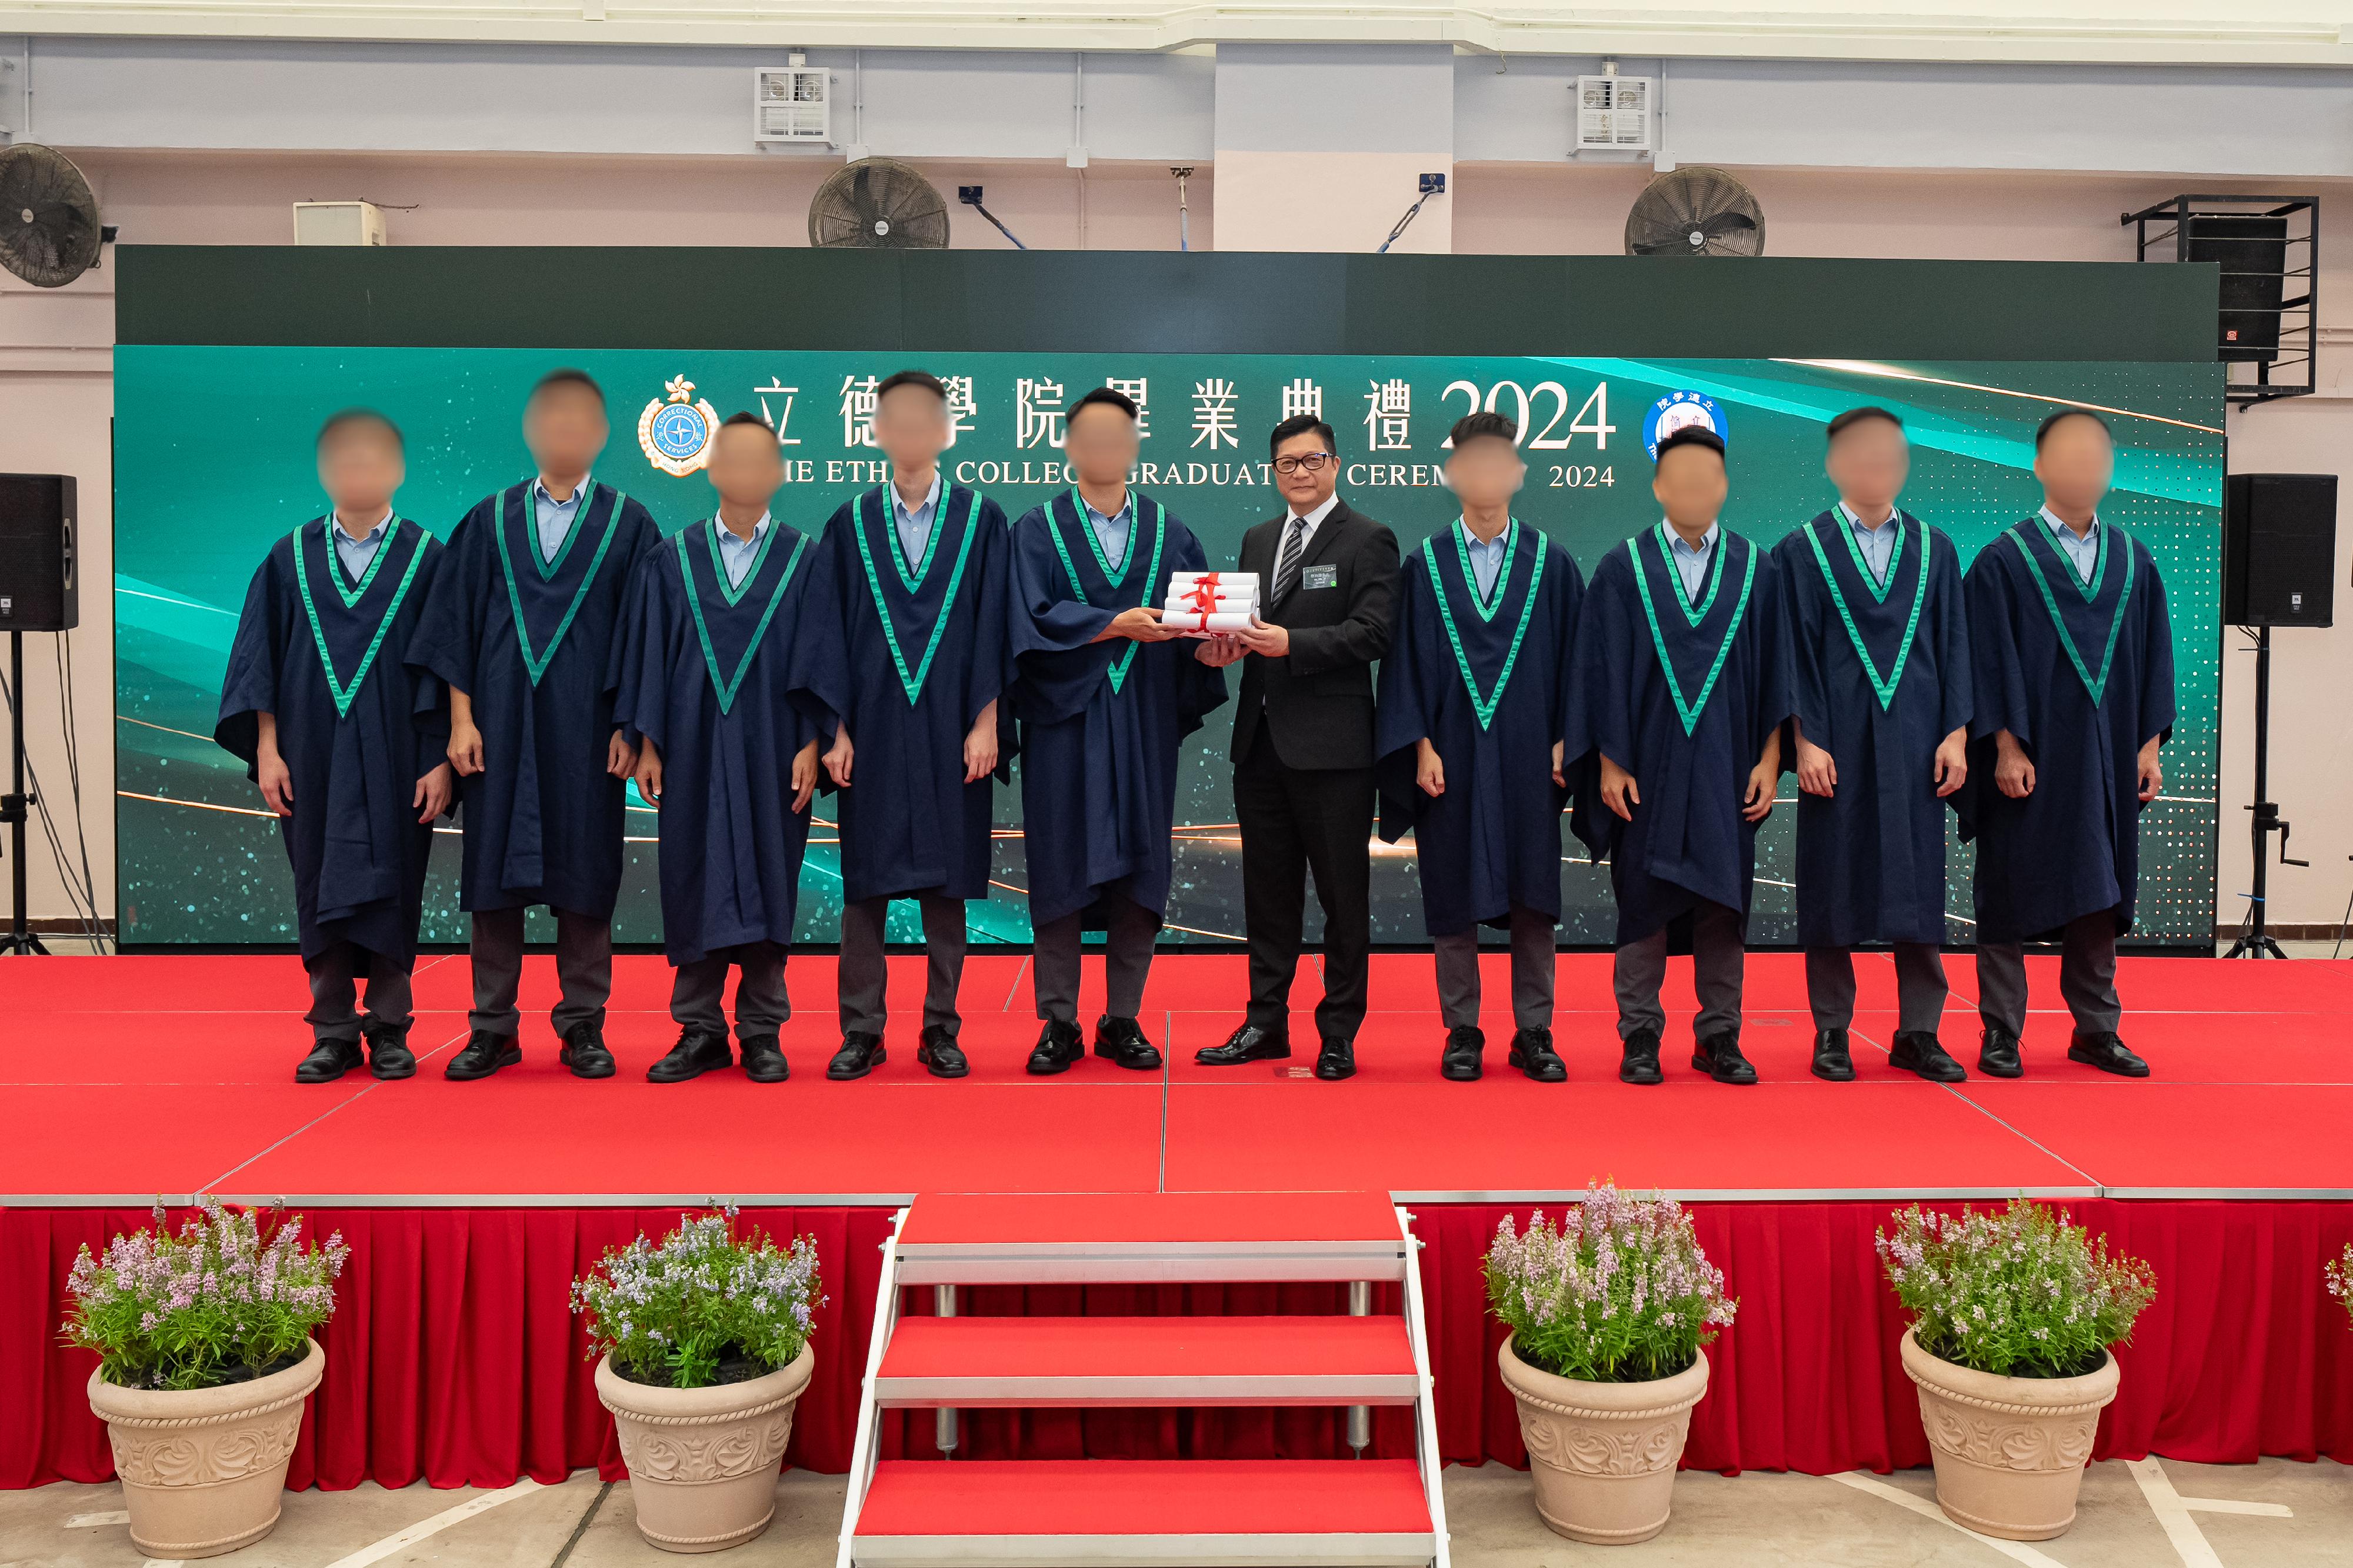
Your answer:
[113,346,2220,949]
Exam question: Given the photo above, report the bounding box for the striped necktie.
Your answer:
[1273,516,1307,606]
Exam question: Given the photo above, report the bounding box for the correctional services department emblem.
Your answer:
[638,376,721,476]
[1642,390,1728,460]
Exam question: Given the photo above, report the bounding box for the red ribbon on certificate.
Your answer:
[1184,578,1224,615]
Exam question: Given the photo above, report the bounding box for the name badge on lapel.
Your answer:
[1301,565,1339,591]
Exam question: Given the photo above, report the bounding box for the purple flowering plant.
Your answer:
[571,1206,824,1389]
[2328,1244,2353,1329]
[1877,1199,2155,1379]
[62,1197,348,1391]
[1484,1184,1737,1383]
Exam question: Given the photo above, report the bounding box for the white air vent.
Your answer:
[754,65,832,145]
[1575,74,1654,153]
[292,201,387,246]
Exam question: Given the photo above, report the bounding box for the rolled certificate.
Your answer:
[1166,571,1261,590]
[1162,609,1258,632]
[1163,590,1258,610]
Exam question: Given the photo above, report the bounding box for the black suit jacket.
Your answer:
[1229,499,1400,771]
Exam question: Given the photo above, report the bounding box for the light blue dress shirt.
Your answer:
[330,511,392,585]
[1083,491,1135,571]
[1460,522,1512,598]
[712,512,771,589]
[889,471,943,571]
[1838,502,1901,586]
[532,475,593,565]
[1664,521,1720,599]
[2039,506,2102,585]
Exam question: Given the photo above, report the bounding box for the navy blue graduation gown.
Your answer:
[404,481,658,919]
[1955,518,2175,943]
[1566,525,1791,945]
[612,520,845,966]
[1375,521,1584,938]
[216,518,447,962]
[1007,490,1228,930]
[816,483,1014,904]
[1777,509,1972,948]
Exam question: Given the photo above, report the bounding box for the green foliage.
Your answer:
[1878,1199,2155,1379]
[1485,1184,1735,1384]
[571,1208,823,1390]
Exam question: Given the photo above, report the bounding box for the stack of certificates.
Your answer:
[1161,571,1260,637]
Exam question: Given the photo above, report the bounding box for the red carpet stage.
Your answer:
[6,951,2352,1489]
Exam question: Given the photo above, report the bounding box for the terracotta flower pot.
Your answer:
[1901,1326,2119,1541]
[85,1339,324,1560]
[596,1343,815,1554]
[1497,1336,1709,1546]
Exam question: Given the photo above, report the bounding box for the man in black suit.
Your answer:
[1194,415,1400,1080]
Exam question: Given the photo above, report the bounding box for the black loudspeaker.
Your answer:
[2188,215,2290,362]
[0,474,79,632]
[2224,472,2335,628]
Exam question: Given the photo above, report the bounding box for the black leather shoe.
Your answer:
[646,1028,731,1083]
[1441,1026,1486,1082]
[295,1037,363,1084]
[741,1033,790,1083]
[1195,1022,1291,1066]
[559,1023,615,1079]
[1619,1028,1664,1086]
[1693,1031,1758,1085]
[1508,1028,1568,1083]
[916,1026,969,1079]
[445,1031,521,1080]
[1890,1029,1967,1083]
[1094,1015,1162,1072]
[827,1033,887,1081]
[1314,1037,1356,1080]
[1810,1029,1856,1082]
[1978,1027,2024,1079]
[362,1022,416,1080]
[2068,1030,2149,1078]
[1026,1020,1084,1075]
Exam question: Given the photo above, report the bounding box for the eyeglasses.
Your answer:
[1274,452,1336,475]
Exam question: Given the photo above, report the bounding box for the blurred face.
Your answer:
[317,425,404,518]
[2033,414,2115,516]
[524,383,609,479]
[1065,403,1139,488]
[1825,418,1909,513]
[1273,431,1339,512]
[1444,435,1525,515]
[1652,445,1728,531]
[705,423,784,513]
[875,383,951,473]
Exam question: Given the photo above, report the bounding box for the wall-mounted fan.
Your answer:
[0,144,105,287]
[1625,166,1765,258]
[808,158,950,249]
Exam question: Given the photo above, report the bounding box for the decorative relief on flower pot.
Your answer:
[614,1402,798,1483]
[597,1345,815,1555]
[109,1415,305,1488]
[1498,1337,1710,1546]
[1900,1327,2119,1542]
[1921,1400,2099,1473]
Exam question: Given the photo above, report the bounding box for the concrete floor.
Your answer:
[3,1457,2345,1567]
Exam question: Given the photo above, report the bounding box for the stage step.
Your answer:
[874,1315,1420,1407]
[894,1190,1410,1284]
[850,1459,1438,1567]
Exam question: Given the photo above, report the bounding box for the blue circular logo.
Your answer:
[1642,392,1727,460]
[648,403,711,462]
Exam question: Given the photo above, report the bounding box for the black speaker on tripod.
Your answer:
[0,473,79,956]
[2222,473,2338,958]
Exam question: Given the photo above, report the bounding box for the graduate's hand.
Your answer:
[446,719,484,777]
[1195,635,1247,668]
[634,742,664,809]
[791,740,820,814]
[1934,727,1968,799]
[414,763,453,824]
[1098,606,1176,643]
[255,746,295,818]
[1994,729,2035,799]
[825,728,855,788]
[963,704,999,784]
[1415,738,1445,798]
[1795,733,1838,798]
[1599,754,1639,822]
[2137,736,2164,803]
[606,728,636,779]
[1551,740,1567,789]
[1742,759,1777,823]
[1234,617,1291,658]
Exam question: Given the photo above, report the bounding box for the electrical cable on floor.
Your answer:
[54,635,107,950]
[0,650,106,951]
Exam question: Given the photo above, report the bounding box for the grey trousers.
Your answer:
[1976,910,2121,1037]
[1033,892,1158,1025]
[1614,900,1745,1042]
[305,942,415,1042]
[1433,908,1557,1032]
[1805,943,1949,1035]
[839,893,968,1039]
[672,940,791,1042]
[469,905,612,1037]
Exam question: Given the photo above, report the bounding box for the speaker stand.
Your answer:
[2225,625,2304,959]
[2,631,49,958]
